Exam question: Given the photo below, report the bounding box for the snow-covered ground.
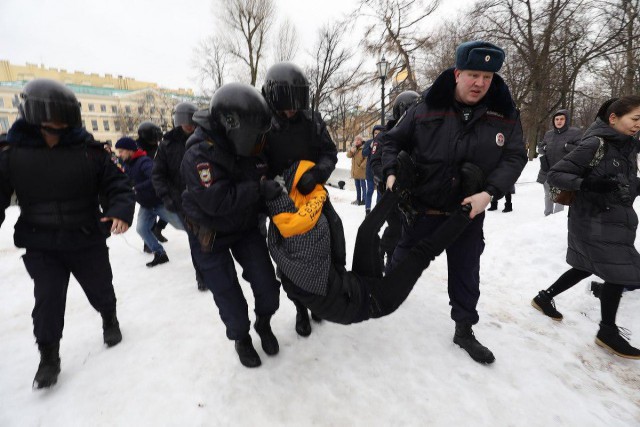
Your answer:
[1,157,639,426]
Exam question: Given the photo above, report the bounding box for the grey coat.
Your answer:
[536,109,583,184]
[547,119,640,286]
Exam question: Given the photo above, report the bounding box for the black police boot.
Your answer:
[33,342,61,389]
[102,310,122,347]
[502,202,513,213]
[453,323,495,364]
[146,252,169,267]
[294,301,312,337]
[143,243,152,254]
[234,335,261,368]
[590,281,604,299]
[197,278,207,292]
[254,315,279,356]
[487,200,498,211]
[531,290,563,321]
[152,225,168,243]
[595,323,640,359]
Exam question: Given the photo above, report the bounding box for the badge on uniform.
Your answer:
[495,133,505,147]
[197,162,214,187]
[371,141,378,155]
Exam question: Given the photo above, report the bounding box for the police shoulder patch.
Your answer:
[197,162,214,187]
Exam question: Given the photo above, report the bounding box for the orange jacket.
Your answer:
[270,160,327,238]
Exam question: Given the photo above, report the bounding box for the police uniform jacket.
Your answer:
[180,127,268,243]
[152,127,190,213]
[264,111,337,182]
[548,119,640,287]
[381,68,527,212]
[0,119,135,251]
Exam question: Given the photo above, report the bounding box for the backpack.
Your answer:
[549,137,606,205]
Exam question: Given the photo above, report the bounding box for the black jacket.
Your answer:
[122,149,162,208]
[137,138,159,159]
[264,111,337,182]
[548,119,640,286]
[180,127,268,243]
[0,120,135,250]
[152,127,191,212]
[381,68,527,212]
[536,109,582,184]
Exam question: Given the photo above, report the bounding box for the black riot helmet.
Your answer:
[18,79,82,128]
[172,102,198,127]
[392,90,420,120]
[210,82,271,157]
[262,62,310,112]
[137,121,163,142]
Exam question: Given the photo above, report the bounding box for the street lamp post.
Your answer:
[376,56,390,126]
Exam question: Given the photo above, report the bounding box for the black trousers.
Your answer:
[21,243,117,346]
[352,192,472,320]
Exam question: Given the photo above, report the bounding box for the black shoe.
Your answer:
[146,252,169,267]
[254,315,279,356]
[502,203,513,213]
[590,281,603,299]
[33,342,61,389]
[487,201,498,211]
[365,209,371,215]
[294,302,311,337]
[453,323,495,364]
[102,311,122,347]
[143,244,152,254]
[595,323,640,359]
[351,200,361,205]
[197,279,207,292]
[234,335,261,368]
[531,290,563,321]
[152,226,168,243]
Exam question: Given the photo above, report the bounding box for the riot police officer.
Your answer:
[0,79,135,388]
[261,62,338,337]
[180,83,281,368]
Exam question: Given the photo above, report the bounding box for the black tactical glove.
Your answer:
[163,196,178,213]
[580,176,618,193]
[297,169,318,195]
[260,179,284,200]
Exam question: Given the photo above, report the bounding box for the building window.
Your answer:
[91,120,99,131]
[100,104,107,112]
[125,105,131,114]
[0,116,9,132]
[12,95,20,107]
[0,98,4,108]
[88,104,95,112]
[150,106,156,114]
[114,120,121,132]
[138,106,143,115]
[103,120,110,131]
[111,105,117,114]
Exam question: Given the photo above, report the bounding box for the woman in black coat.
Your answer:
[531,96,640,359]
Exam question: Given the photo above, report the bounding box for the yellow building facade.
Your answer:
[0,60,201,144]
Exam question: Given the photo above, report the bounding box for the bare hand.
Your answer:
[386,175,396,191]
[101,217,129,234]
[461,191,491,219]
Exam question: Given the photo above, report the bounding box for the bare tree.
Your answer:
[274,19,299,62]
[191,35,230,97]
[355,0,441,91]
[219,0,276,86]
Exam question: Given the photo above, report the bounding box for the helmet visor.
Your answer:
[20,96,82,128]
[265,83,309,111]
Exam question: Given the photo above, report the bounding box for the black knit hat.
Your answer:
[115,137,138,151]
[455,41,505,72]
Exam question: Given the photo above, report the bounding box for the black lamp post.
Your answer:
[376,56,390,126]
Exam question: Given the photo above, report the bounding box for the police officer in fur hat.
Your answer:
[381,41,527,364]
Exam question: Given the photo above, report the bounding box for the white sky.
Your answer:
[0,0,474,93]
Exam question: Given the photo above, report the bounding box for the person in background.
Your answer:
[536,109,583,216]
[0,79,135,388]
[531,96,640,359]
[362,126,384,215]
[347,135,367,206]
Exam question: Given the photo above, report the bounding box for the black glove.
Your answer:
[260,179,284,200]
[297,169,318,195]
[580,176,618,193]
[163,196,177,212]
